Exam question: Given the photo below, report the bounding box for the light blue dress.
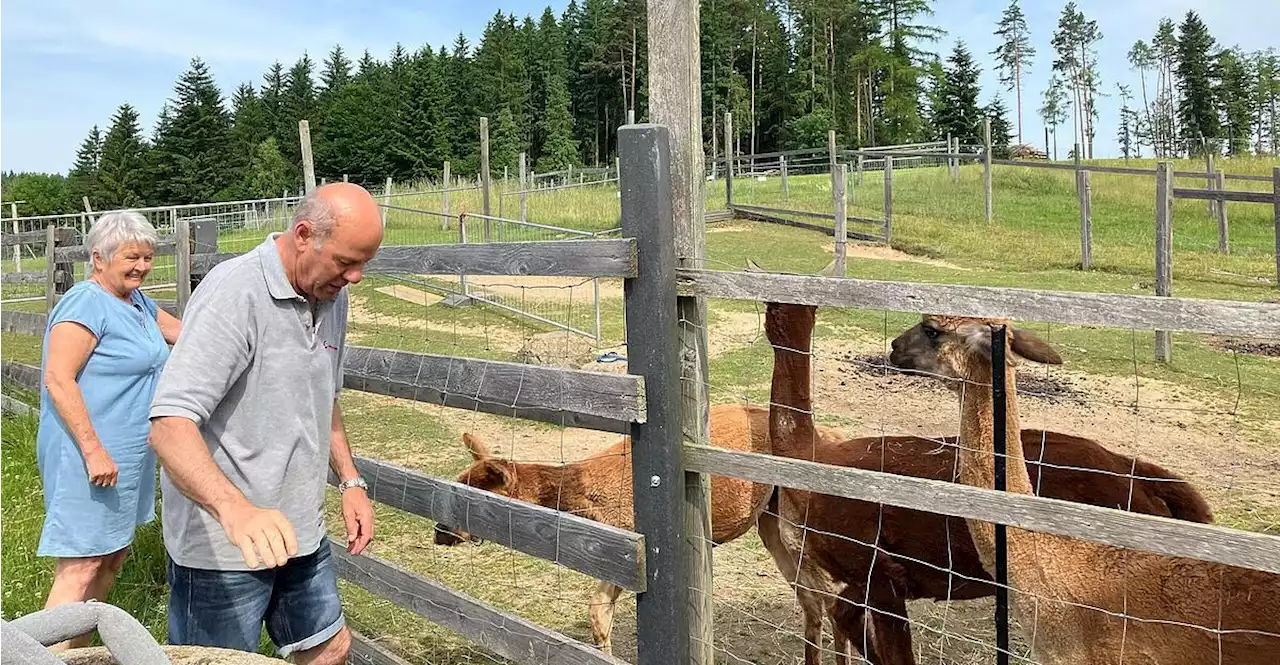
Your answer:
[36,280,170,558]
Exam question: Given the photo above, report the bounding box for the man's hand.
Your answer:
[341,487,374,555]
[219,504,298,569]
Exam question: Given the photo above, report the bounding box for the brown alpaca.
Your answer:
[760,301,1217,665]
[888,314,1280,664]
[433,402,802,655]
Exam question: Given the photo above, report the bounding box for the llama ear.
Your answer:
[1011,328,1064,365]
[481,459,513,488]
[462,433,491,460]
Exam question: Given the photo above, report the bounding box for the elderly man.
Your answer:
[148,183,384,664]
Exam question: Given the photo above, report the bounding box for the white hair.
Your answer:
[86,211,159,263]
[291,189,339,246]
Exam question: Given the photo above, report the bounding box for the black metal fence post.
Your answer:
[991,324,1010,665]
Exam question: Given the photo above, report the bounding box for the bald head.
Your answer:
[279,182,385,301]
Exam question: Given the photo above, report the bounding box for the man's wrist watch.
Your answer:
[338,476,369,493]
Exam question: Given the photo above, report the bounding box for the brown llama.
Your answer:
[887,314,1280,664]
[433,402,840,655]
[760,301,1216,665]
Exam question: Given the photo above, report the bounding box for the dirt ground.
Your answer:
[346,282,1278,665]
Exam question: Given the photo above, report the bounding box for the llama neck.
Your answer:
[513,463,591,515]
[957,362,1036,566]
[767,307,819,460]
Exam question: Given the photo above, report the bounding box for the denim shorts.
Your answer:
[165,541,345,657]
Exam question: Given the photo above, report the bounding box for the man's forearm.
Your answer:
[329,400,359,482]
[149,416,252,522]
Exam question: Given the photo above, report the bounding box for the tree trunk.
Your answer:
[1015,57,1023,145]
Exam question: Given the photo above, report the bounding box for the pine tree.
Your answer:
[321,45,353,94]
[279,54,318,171]
[937,41,984,145]
[991,0,1035,145]
[1117,83,1135,159]
[1175,11,1219,154]
[67,126,103,207]
[490,106,522,174]
[1254,50,1280,153]
[538,70,579,170]
[1128,41,1157,155]
[985,95,1013,158]
[230,83,271,194]
[1050,3,1102,158]
[97,104,150,208]
[148,57,238,203]
[243,137,294,198]
[1153,19,1180,154]
[1214,47,1253,156]
[1039,76,1069,159]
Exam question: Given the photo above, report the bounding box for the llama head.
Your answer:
[433,433,515,546]
[889,315,1062,389]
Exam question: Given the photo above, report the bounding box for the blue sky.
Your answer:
[2,0,1276,174]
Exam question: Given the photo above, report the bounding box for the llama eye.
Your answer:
[924,327,940,339]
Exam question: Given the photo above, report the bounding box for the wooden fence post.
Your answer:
[10,204,20,272]
[44,225,58,312]
[946,132,954,179]
[621,124,696,665]
[1205,150,1216,220]
[382,177,392,227]
[857,154,865,185]
[1078,169,1092,270]
[724,111,734,208]
[984,117,993,223]
[884,155,894,245]
[1216,171,1228,253]
[480,117,492,241]
[952,136,960,182]
[1155,162,1174,363]
[519,152,528,223]
[175,219,192,316]
[834,163,847,275]
[1273,166,1279,289]
[645,0,712,658]
[299,120,316,193]
[780,154,789,201]
[442,161,451,230]
[828,129,837,176]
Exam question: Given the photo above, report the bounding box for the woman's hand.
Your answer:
[83,446,119,487]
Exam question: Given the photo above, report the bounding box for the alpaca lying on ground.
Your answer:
[760,300,1216,665]
[887,314,1279,664]
[432,402,838,655]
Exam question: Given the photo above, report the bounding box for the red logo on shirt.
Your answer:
[324,342,338,351]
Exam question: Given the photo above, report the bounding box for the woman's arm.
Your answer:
[43,321,118,486]
[157,308,182,345]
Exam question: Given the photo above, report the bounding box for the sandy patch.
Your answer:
[821,240,969,270]
[375,284,444,306]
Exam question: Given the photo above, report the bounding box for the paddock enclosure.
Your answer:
[3,2,1280,664]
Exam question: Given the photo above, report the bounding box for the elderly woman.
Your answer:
[36,211,181,646]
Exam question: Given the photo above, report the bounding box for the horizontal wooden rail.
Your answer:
[1,229,47,247]
[1173,188,1275,204]
[733,203,835,221]
[1,361,40,392]
[191,252,238,273]
[704,210,733,223]
[2,271,45,284]
[330,541,628,665]
[732,208,885,243]
[1,310,46,335]
[347,631,413,665]
[684,445,1280,575]
[342,345,645,433]
[1,394,34,416]
[989,159,1276,182]
[367,239,637,278]
[853,149,973,160]
[55,237,179,262]
[676,268,1280,338]
[327,455,645,591]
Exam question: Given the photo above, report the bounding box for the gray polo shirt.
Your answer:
[149,234,347,570]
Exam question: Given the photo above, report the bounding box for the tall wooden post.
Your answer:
[44,225,59,312]
[480,117,492,241]
[299,120,316,193]
[1077,156,1092,270]
[946,132,954,177]
[857,154,865,185]
[644,0,712,660]
[834,163,847,275]
[780,154,790,201]
[381,177,392,227]
[983,117,993,223]
[519,152,528,222]
[951,136,960,182]
[442,161,451,230]
[627,108,636,125]
[1272,167,1279,289]
[1205,150,1216,220]
[1216,171,1228,253]
[724,111,734,208]
[1155,162,1174,363]
[883,156,894,245]
[828,129,837,176]
[175,219,192,316]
